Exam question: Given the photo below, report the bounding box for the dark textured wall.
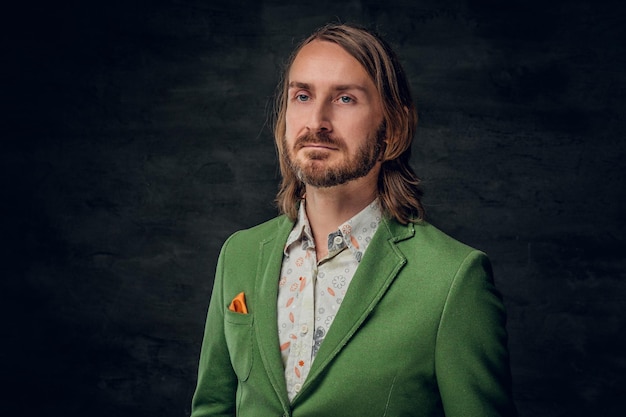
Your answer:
[4,0,625,416]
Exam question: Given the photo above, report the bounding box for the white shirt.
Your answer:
[276,198,383,401]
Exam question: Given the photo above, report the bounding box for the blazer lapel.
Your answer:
[254,216,294,409]
[298,218,415,398]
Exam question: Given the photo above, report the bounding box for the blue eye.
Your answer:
[339,96,353,103]
[296,94,310,102]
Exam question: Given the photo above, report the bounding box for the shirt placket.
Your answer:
[288,248,316,399]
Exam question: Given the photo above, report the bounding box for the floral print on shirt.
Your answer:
[277,199,382,401]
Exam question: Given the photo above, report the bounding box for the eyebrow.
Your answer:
[288,81,369,93]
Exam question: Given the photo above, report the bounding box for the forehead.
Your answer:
[288,40,374,88]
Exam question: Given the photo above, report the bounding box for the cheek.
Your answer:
[284,107,299,138]
[346,117,379,141]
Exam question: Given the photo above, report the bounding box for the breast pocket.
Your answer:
[224,309,254,382]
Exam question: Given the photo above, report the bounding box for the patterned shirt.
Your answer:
[277,198,383,401]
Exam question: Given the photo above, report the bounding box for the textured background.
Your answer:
[4,0,625,416]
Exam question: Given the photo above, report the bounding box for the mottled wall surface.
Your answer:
[4,0,625,416]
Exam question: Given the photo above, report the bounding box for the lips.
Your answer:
[294,132,341,151]
[300,143,338,150]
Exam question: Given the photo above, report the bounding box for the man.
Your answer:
[190,23,517,417]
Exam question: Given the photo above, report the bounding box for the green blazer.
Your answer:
[191,215,517,417]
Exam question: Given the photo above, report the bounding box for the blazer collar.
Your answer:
[296,217,414,402]
[253,215,415,406]
[254,215,297,409]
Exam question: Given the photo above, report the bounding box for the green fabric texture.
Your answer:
[190,216,517,417]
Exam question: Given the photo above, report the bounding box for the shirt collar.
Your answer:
[283,198,383,262]
[284,201,314,255]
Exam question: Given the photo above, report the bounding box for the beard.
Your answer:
[284,127,384,188]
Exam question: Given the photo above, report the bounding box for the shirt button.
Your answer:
[300,324,308,334]
[333,235,343,245]
[294,383,302,392]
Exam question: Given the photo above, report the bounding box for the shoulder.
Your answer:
[386,218,478,256]
[221,215,294,253]
[384,219,491,279]
[413,221,476,255]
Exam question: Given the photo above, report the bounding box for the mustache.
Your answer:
[294,131,342,149]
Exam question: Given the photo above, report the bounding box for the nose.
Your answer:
[306,100,332,133]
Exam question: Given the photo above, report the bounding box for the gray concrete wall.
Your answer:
[4,0,625,415]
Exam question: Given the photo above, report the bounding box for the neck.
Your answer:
[304,169,379,259]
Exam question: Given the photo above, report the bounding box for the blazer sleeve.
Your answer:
[190,237,238,417]
[435,250,517,417]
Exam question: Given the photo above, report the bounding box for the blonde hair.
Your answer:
[274,23,424,224]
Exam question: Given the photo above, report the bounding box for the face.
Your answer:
[283,40,385,188]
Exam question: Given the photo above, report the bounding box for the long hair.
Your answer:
[273,23,424,224]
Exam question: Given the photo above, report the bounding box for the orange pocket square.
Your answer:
[228,292,248,314]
